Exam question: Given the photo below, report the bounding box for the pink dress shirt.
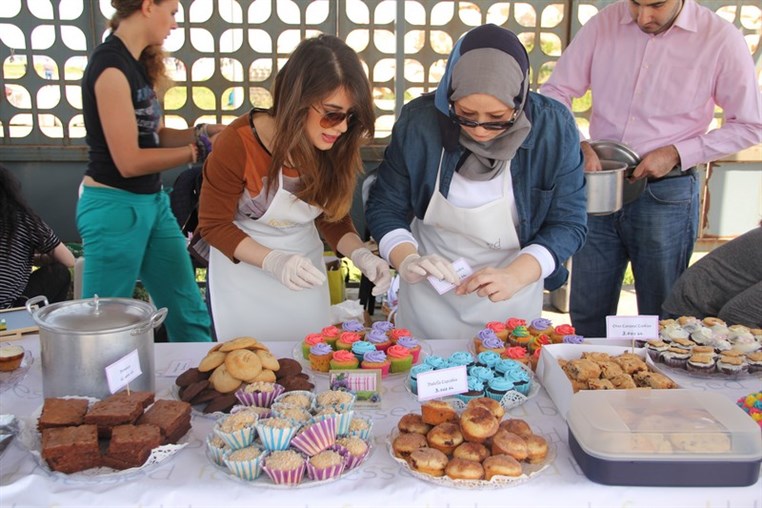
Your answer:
[539,0,762,169]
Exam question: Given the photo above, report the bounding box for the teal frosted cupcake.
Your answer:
[255,417,301,451]
[476,351,501,369]
[494,358,522,376]
[468,366,495,384]
[223,445,268,481]
[456,376,485,403]
[486,376,515,402]
[503,367,531,396]
[448,351,475,368]
[424,355,449,370]
[351,340,376,363]
[408,363,434,394]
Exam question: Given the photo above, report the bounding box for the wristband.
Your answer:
[194,123,209,142]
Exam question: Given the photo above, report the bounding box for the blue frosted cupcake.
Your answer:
[476,351,501,369]
[448,351,474,369]
[486,377,515,402]
[504,368,531,396]
[456,376,485,403]
[494,358,522,376]
[351,340,376,364]
[468,366,495,384]
[424,355,449,370]
[408,363,434,394]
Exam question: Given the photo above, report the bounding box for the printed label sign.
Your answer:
[605,315,659,340]
[416,365,468,401]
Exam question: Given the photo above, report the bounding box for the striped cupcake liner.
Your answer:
[254,419,301,451]
[206,436,229,466]
[213,424,257,451]
[290,418,337,456]
[312,409,355,436]
[262,459,306,486]
[223,448,268,481]
[305,446,348,481]
[345,416,373,441]
[334,442,369,470]
[234,383,285,408]
[273,390,316,411]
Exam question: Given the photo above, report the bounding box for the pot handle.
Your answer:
[25,295,49,314]
[131,307,168,336]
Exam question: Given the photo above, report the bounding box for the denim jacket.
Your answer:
[365,91,587,290]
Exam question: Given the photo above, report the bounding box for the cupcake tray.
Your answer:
[291,338,433,378]
[386,428,555,489]
[0,348,33,393]
[645,354,761,380]
[205,436,373,489]
[19,397,188,483]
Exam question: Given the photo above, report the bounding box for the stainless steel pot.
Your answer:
[584,160,628,215]
[26,295,167,399]
[589,140,646,205]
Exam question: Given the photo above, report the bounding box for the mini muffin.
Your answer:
[315,390,356,412]
[491,429,528,461]
[392,432,428,459]
[262,449,306,485]
[312,405,354,436]
[426,422,463,455]
[346,416,373,440]
[420,400,458,425]
[483,454,523,480]
[274,390,315,410]
[408,447,448,477]
[235,382,284,408]
[525,434,549,463]
[466,397,505,420]
[397,413,432,435]
[254,417,301,451]
[335,436,369,469]
[498,419,533,439]
[0,345,25,372]
[270,403,312,425]
[452,442,490,462]
[224,445,267,481]
[458,406,499,443]
[445,457,485,480]
[306,446,347,481]
[206,434,229,466]
[214,408,260,449]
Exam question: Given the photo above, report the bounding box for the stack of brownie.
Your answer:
[137,399,191,444]
[41,424,102,474]
[83,397,145,438]
[102,424,163,470]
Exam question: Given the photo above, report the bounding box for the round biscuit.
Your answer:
[246,369,276,383]
[198,351,227,372]
[209,363,242,393]
[224,349,262,381]
[219,336,260,352]
[255,349,280,371]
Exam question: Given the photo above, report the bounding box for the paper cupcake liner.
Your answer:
[213,424,257,451]
[230,404,272,419]
[206,436,229,466]
[262,459,306,485]
[334,442,369,470]
[270,402,313,424]
[255,419,300,451]
[290,418,337,456]
[223,448,267,481]
[513,382,530,396]
[485,390,507,402]
[454,392,485,404]
[234,383,285,408]
[306,446,348,481]
[345,416,373,441]
[273,390,316,411]
[314,409,355,436]
[315,392,356,413]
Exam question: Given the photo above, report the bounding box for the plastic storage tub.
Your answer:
[567,389,762,486]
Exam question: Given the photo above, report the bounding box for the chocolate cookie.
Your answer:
[202,393,238,414]
[175,367,208,388]
[281,378,315,392]
[190,388,222,406]
[180,379,210,402]
[275,358,302,379]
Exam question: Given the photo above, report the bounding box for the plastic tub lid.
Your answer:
[567,389,762,462]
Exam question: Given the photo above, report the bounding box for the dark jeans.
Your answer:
[13,262,71,307]
[570,172,700,337]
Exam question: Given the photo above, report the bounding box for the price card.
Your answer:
[163,360,192,377]
[416,365,468,401]
[105,349,143,394]
[605,315,659,341]
[427,258,473,295]
[329,369,382,407]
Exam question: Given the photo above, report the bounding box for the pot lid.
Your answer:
[30,296,155,333]
[590,140,646,205]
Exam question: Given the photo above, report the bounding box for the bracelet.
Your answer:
[194,123,208,142]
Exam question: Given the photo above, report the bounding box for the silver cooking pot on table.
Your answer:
[26,295,167,399]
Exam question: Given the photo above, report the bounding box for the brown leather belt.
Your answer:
[648,166,696,182]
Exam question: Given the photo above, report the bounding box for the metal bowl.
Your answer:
[589,140,646,205]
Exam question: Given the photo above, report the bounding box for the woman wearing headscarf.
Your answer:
[365,24,587,341]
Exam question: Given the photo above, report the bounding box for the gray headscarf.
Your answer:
[450,48,532,181]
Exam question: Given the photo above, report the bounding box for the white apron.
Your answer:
[209,170,330,341]
[397,150,544,340]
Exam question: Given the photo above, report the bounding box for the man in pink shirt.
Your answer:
[540,0,762,337]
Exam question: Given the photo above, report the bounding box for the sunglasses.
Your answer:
[450,108,518,131]
[312,105,355,128]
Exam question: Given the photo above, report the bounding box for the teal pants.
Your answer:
[76,186,211,342]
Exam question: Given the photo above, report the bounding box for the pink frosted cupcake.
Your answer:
[528,334,551,354]
[262,450,306,485]
[388,327,412,343]
[485,321,509,342]
[301,333,325,360]
[320,326,341,349]
[502,346,530,367]
[306,446,348,481]
[550,324,576,343]
[335,331,363,351]
[290,418,337,456]
[387,344,413,373]
[395,336,422,363]
[504,317,527,335]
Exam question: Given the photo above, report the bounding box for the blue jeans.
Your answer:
[570,173,699,337]
[77,186,212,342]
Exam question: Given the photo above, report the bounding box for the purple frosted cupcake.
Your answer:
[262,450,306,485]
[351,340,376,363]
[365,328,392,352]
[396,336,423,363]
[306,446,348,481]
[371,320,394,333]
[341,319,366,336]
[562,334,584,345]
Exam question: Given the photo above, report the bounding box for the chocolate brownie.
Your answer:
[41,425,101,474]
[102,424,162,469]
[84,399,144,438]
[107,390,155,409]
[202,393,237,414]
[38,398,90,431]
[137,400,191,444]
[175,367,209,388]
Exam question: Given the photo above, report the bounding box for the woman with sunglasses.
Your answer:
[197,35,391,342]
[365,24,587,341]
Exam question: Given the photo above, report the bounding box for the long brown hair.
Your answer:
[268,35,374,222]
[108,0,171,91]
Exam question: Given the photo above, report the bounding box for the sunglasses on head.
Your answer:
[450,108,518,131]
[312,105,355,128]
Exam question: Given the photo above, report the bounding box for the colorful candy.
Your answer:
[737,392,762,427]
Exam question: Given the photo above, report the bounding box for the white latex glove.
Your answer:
[262,250,326,290]
[397,253,460,285]
[350,247,392,296]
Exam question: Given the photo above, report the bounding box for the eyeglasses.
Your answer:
[450,109,518,131]
[311,105,355,128]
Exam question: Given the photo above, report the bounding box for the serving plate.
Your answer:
[387,428,555,489]
[0,348,33,393]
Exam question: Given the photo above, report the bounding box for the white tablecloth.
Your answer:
[1,335,760,508]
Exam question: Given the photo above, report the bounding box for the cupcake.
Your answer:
[504,317,526,334]
[745,352,762,373]
[321,326,341,349]
[528,334,551,354]
[361,350,390,377]
[504,368,532,396]
[486,376,515,402]
[562,334,584,345]
[529,348,542,371]
[329,350,359,370]
[485,321,509,342]
[274,390,315,410]
[494,358,522,377]
[476,351,501,369]
[703,317,727,328]
[660,347,691,369]
[0,345,25,372]
[335,436,369,469]
[335,331,363,351]
[214,409,260,450]
[468,365,495,385]
[306,446,348,481]
[665,327,691,343]
[645,340,669,361]
[550,324,575,344]
[365,328,392,352]
[528,318,554,337]
[255,417,301,451]
[371,320,394,334]
[313,406,355,436]
[316,390,356,412]
[340,319,366,337]
[448,351,475,369]
[235,382,285,408]
[262,450,306,485]
[387,344,414,373]
[508,325,531,348]
[476,331,505,355]
[408,363,434,394]
[689,327,715,347]
[716,355,748,375]
[730,333,761,354]
[206,434,229,466]
[686,353,716,374]
[224,445,267,481]
[309,343,333,373]
[270,403,313,425]
[396,336,423,363]
[456,376,486,403]
[424,355,449,370]
[290,418,337,456]
[346,416,373,440]
[671,337,696,351]
[388,327,412,343]
[301,333,325,360]
[351,340,376,364]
